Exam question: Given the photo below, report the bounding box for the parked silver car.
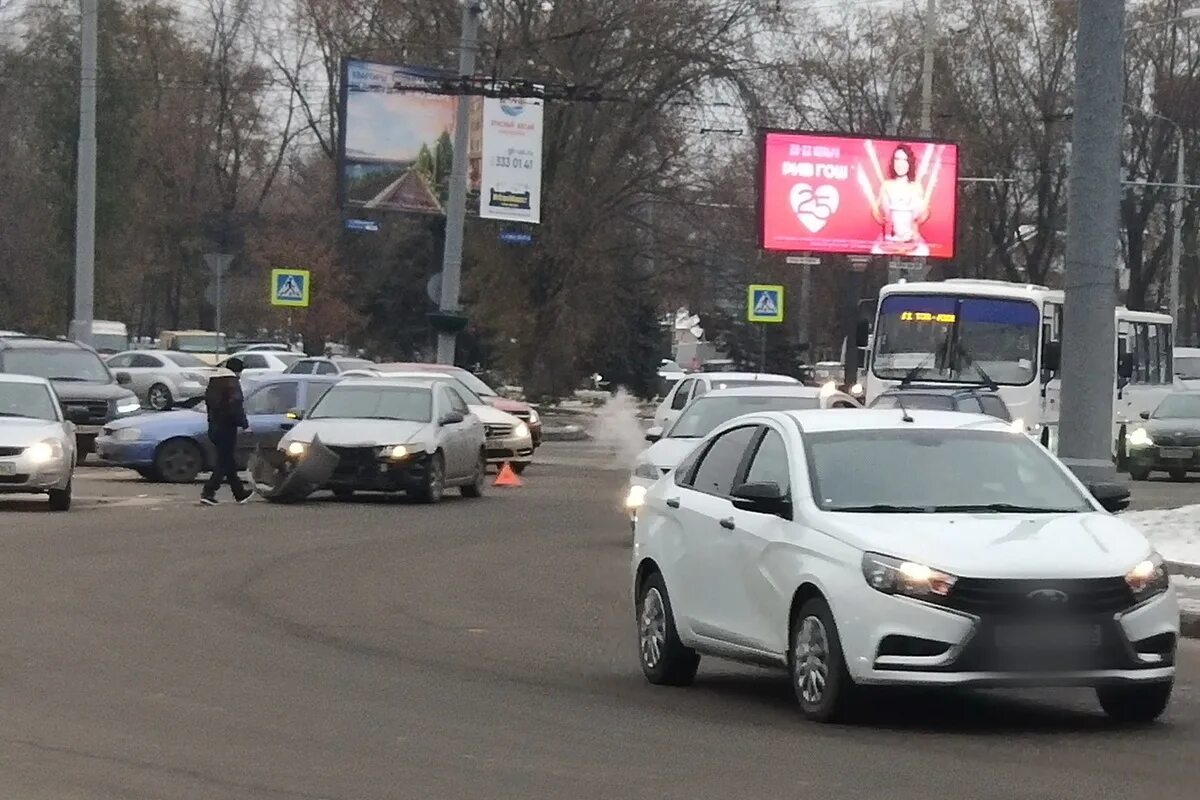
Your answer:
[0,374,79,510]
[106,350,221,410]
[264,378,486,503]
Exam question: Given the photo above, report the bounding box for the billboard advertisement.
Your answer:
[759,130,959,259]
[479,94,544,224]
[338,59,457,214]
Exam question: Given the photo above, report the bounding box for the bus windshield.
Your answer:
[873,294,1040,386]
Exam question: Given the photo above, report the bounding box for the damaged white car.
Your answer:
[252,378,486,503]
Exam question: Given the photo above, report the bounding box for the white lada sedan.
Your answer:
[0,374,79,510]
[632,409,1179,724]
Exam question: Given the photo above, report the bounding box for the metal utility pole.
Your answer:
[1059,0,1125,482]
[919,0,936,137]
[71,0,99,347]
[435,1,482,365]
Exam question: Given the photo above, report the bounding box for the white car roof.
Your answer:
[780,408,1009,434]
[695,372,797,382]
[702,385,824,399]
[334,378,434,390]
[0,373,52,386]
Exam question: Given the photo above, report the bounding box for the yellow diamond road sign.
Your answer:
[271,269,310,308]
[748,284,784,323]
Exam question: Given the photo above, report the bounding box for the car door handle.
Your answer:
[719,517,736,531]
[666,498,680,509]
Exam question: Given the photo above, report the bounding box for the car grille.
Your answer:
[1152,432,1200,447]
[0,446,24,457]
[940,577,1135,617]
[485,423,515,439]
[0,474,30,484]
[328,446,378,475]
[64,401,111,425]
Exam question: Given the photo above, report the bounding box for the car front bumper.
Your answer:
[485,432,534,465]
[840,586,1180,687]
[1128,444,1200,472]
[0,456,72,493]
[94,436,157,467]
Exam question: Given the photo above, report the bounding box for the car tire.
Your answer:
[148,383,173,411]
[414,452,445,504]
[332,487,355,501]
[1169,468,1188,482]
[1097,681,1173,724]
[461,451,486,498]
[154,438,204,484]
[636,571,700,686]
[790,597,857,723]
[136,468,160,481]
[1129,466,1151,482]
[511,462,528,475]
[48,481,72,512]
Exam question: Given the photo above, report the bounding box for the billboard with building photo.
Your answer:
[758,130,959,259]
[338,59,458,214]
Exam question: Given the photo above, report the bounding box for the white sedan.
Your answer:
[632,409,1179,724]
[0,374,79,510]
[219,350,304,380]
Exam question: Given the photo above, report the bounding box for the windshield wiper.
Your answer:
[830,503,929,513]
[930,503,1081,514]
[0,411,31,417]
[47,376,88,382]
[953,343,1000,391]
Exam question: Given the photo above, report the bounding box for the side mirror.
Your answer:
[1140,411,1151,420]
[731,481,792,519]
[440,411,465,426]
[115,371,132,386]
[645,426,664,443]
[1041,341,1062,374]
[1088,482,1131,513]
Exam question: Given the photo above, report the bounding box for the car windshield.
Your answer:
[164,353,208,367]
[872,295,1040,386]
[670,395,819,438]
[1152,394,1200,419]
[92,334,129,353]
[807,429,1092,513]
[173,334,225,352]
[1176,356,1200,380]
[0,382,58,420]
[1,348,111,383]
[871,394,956,412]
[453,369,498,397]
[309,385,433,422]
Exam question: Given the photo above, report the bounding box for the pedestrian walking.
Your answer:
[201,357,251,506]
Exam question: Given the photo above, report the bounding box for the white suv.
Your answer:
[632,409,1180,723]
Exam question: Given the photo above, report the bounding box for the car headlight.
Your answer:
[633,462,661,480]
[1129,427,1154,448]
[378,444,417,460]
[514,422,530,439]
[25,439,63,465]
[625,484,648,509]
[527,409,540,424]
[862,552,957,598]
[114,427,141,442]
[116,399,141,415]
[284,441,308,458]
[1125,553,1169,600]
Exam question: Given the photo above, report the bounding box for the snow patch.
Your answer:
[1121,504,1200,567]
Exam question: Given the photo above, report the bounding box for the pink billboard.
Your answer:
[758,130,959,259]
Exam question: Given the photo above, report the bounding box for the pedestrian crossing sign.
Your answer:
[748,284,784,323]
[271,269,310,308]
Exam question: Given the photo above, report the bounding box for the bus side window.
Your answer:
[1147,324,1162,384]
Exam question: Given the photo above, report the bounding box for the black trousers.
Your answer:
[203,425,246,499]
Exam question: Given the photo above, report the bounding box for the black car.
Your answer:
[869,384,1013,422]
[0,335,142,455]
[1127,392,1200,481]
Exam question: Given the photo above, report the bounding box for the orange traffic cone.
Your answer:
[494,462,523,488]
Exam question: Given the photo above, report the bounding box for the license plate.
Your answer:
[1160,447,1193,459]
[0,461,15,476]
[994,623,1102,649]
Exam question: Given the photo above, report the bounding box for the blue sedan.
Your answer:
[95,375,339,483]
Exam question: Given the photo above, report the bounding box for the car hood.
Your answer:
[638,437,703,472]
[817,511,1151,579]
[471,404,521,425]
[104,408,204,434]
[51,380,136,402]
[0,418,63,446]
[484,396,531,414]
[1144,418,1200,436]
[286,418,434,447]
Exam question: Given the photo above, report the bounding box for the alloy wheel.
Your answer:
[639,588,667,669]
[794,615,830,706]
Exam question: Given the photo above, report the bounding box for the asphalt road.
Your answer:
[0,458,1197,799]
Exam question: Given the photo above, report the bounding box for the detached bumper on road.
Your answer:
[842,587,1180,688]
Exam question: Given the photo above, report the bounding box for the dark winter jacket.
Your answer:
[205,372,248,430]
